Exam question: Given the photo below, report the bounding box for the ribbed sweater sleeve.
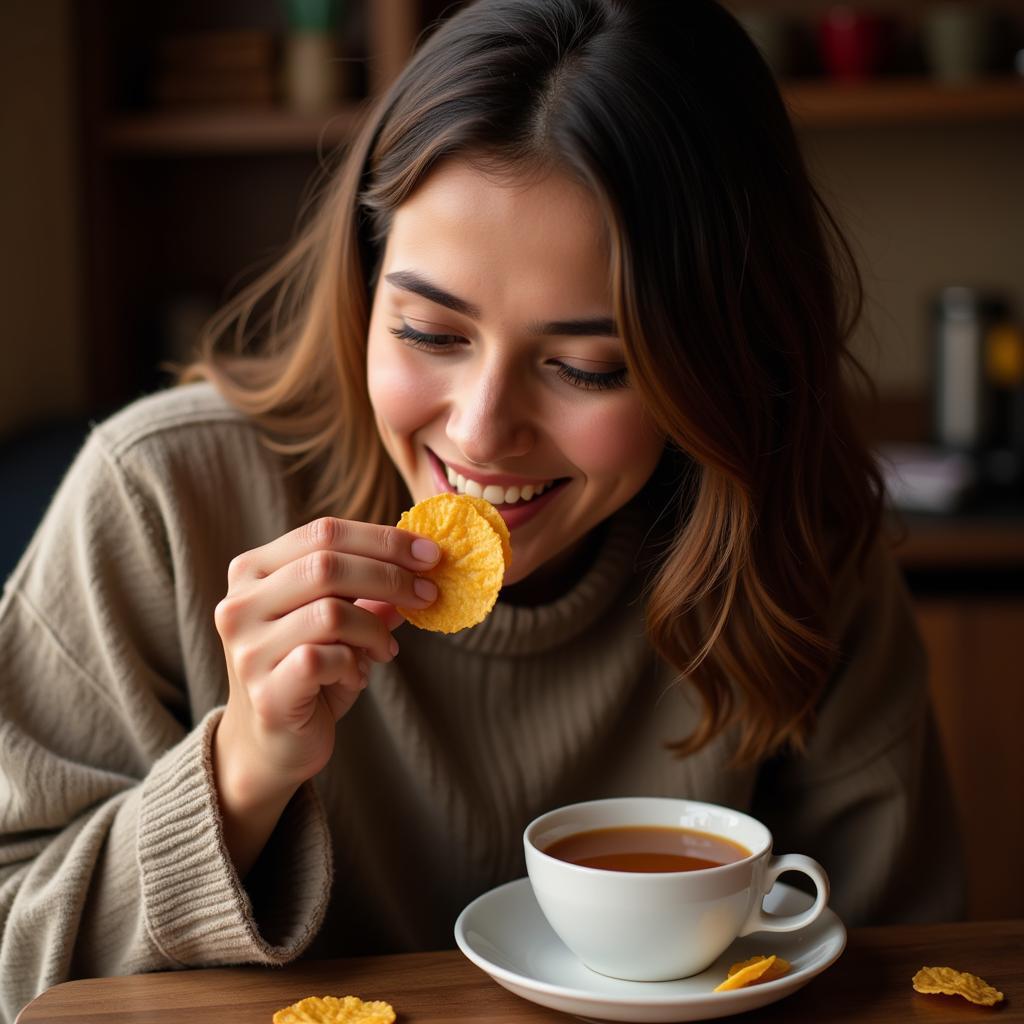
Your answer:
[138,709,331,966]
[0,389,333,1023]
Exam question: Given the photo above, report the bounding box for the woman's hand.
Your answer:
[210,516,439,876]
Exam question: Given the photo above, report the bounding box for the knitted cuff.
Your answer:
[137,706,333,966]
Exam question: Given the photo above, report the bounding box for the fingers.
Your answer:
[266,597,397,666]
[215,516,430,768]
[353,598,406,632]
[251,549,437,623]
[222,599,396,683]
[250,643,368,728]
[216,515,436,674]
[228,517,440,583]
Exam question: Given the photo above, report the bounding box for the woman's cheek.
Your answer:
[367,345,447,438]
[560,397,663,477]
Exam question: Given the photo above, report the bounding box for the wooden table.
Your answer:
[16,919,1023,1023]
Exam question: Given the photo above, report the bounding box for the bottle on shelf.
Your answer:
[281,0,344,114]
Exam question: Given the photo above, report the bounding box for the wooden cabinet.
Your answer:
[914,597,1024,920]
[896,519,1024,920]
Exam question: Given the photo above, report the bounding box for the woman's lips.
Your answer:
[426,449,569,529]
[437,453,556,490]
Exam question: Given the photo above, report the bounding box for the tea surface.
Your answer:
[544,825,750,872]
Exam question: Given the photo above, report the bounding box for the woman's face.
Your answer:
[366,159,665,592]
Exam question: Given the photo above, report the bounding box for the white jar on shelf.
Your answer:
[281,0,342,113]
[282,31,337,113]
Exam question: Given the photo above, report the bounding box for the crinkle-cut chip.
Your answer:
[462,495,512,571]
[714,955,780,991]
[726,954,791,984]
[272,994,396,1024]
[912,966,1004,1006]
[396,493,505,633]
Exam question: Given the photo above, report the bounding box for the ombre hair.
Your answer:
[182,0,884,764]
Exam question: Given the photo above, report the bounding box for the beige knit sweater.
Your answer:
[0,383,963,1020]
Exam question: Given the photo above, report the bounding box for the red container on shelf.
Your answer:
[818,7,890,81]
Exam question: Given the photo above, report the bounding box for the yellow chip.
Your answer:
[714,955,779,992]
[726,954,791,984]
[462,495,512,571]
[396,492,506,633]
[714,954,791,991]
[912,966,1004,1006]
[272,994,396,1024]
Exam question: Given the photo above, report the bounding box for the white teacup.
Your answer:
[524,796,829,982]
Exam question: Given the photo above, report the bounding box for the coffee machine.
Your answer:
[932,287,1024,500]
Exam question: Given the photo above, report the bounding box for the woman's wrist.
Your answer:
[211,711,301,879]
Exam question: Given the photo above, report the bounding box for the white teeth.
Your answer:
[441,459,554,505]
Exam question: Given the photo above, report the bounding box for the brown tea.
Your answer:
[544,825,750,873]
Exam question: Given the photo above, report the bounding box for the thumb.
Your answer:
[353,598,406,633]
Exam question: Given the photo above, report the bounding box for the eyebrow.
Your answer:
[384,269,619,338]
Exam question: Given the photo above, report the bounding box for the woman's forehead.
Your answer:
[395,157,604,236]
[382,158,614,310]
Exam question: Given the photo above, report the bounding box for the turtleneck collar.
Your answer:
[439,501,651,657]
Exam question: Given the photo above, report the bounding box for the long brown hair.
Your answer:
[182,0,884,764]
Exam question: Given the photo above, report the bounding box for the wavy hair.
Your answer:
[182,0,884,764]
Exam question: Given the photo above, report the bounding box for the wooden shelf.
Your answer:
[891,515,1024,570]
[104,104,367,155]
[100,77,1024,156]
[784,76,1024,127]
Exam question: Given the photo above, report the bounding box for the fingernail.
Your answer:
[414,577,438,602]
[412,538,440,564]
[389,636,400,657]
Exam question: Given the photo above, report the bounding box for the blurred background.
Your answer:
[1,0,1022,919]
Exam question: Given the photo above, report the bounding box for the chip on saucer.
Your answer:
[714,954,790,991]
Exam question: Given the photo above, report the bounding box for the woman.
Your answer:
[0,0,962,1017]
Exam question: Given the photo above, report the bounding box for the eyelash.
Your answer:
[387,323,629,392]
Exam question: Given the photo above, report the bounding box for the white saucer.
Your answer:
[454,877,846,1023]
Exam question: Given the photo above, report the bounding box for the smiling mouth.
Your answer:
[429,451,570,507]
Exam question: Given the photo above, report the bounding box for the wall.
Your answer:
[0,0,84,439]
[803,123,1024,394]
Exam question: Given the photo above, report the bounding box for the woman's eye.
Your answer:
[389,323,628,391]
[555,362,630,391]
[389,323,463,350]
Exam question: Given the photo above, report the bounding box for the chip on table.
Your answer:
[396,492,510,633]
[272,994,395,1023]
[912,965,1004,1006]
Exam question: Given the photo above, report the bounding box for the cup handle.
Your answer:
[738,854,830,936]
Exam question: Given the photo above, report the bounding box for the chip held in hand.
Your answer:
[396,492,509,633]
[272,994,396,1023]
[462,494,513,573]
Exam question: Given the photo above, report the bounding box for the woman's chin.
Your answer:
[500,528,606,606]
[500,564,528,589]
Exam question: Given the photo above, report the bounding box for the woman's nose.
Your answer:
[446,362,536,465]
